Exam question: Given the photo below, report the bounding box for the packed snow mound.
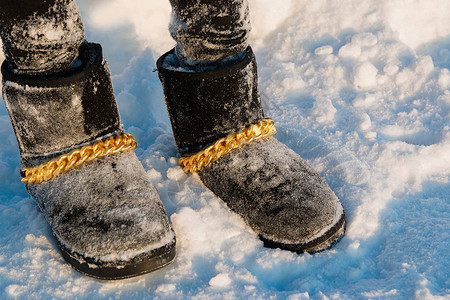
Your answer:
[0,0,449,299]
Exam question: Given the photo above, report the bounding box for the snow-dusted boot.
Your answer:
[2,40,176,278]
[157,46,345,252]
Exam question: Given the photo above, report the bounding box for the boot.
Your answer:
[159,0,344,252]
[158,46,345,252]
[2,42,176,279]
[1,0,175,279]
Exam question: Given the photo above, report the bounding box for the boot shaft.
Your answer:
[2,43,121,166]
[157,47,264,157]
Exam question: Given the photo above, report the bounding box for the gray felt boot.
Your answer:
[1,0,175,279]
[157,47,345,253]
[159,0,345,253]
[2,42,176,279]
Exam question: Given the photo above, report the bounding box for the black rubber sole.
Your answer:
[260,211,346,254]
[58,236,176,280]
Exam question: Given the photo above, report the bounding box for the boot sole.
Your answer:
[58,236,176,280]
[259,211,346,253]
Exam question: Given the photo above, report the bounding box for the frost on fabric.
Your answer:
[2,52,121,165]
[169,0,251,66]
[1,0,84,74]
[3,82,85,158]
[199,137,343,244]
[27,151,174,265]
[158,48,263,156]
[162,51,247,72]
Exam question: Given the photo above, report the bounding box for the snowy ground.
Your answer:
[0,0,449,299]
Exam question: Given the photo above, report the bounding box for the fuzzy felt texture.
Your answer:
[27,151,175,269]
[157,47,263,156]
[2,43,121,166]
[199,137,344,246]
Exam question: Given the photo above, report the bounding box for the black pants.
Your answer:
[0,0,250,74]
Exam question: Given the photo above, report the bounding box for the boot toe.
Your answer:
[27,152,176,279]
[199,137,345,253]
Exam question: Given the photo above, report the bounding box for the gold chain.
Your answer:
[179,117,276,173]
[21,133,137,185]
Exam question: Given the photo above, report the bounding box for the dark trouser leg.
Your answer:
[0,0,84,75]
[169,0,251,69]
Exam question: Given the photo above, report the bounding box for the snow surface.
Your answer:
[0,0,449,298]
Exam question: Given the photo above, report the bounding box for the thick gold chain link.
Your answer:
[21,133,137,185]
[179,117,276,173]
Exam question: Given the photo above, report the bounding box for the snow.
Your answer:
[353,61,378,88]
[0,0,449,299]
[209,273,232,288]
